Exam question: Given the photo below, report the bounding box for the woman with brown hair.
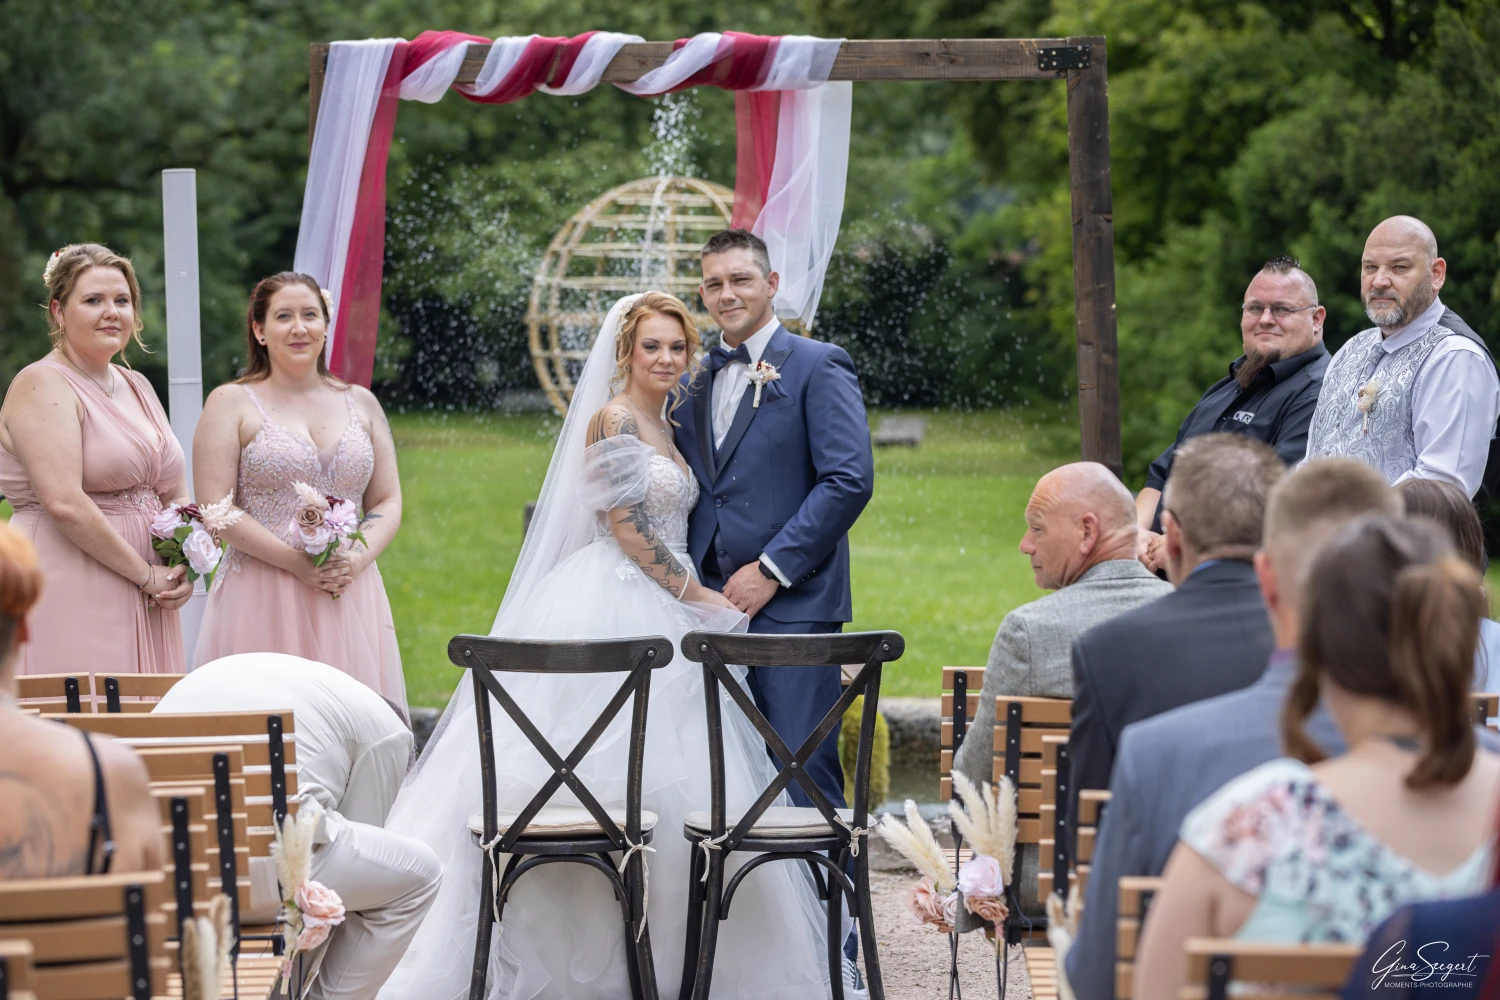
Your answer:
[191,273,406,711]
[0,243,193,674]
[1135,515,1500,999]
[0,521,164,877]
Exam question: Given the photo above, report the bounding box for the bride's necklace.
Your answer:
[626,392,672,439]
[59,349,115,398]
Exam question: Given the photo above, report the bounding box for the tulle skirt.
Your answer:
[193,552,407,715]
[376,537,838,1000]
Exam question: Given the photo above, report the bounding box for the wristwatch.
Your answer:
[757,561,780,581]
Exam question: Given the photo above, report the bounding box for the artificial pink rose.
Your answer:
[293,521,336,556]
[324,499,359,536]
[181,527,222,577]
[295,504,327,530]
[150,506,186,540]
[907,876,956,933]
[957,853,1005,899]
[964,893,1009,925]
[295,880,346,925]
[294,922,331,952]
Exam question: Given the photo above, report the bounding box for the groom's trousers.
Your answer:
[742,617,847,813]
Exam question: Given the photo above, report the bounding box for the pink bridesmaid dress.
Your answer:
[193,385,407,713]
[0,357,187,674]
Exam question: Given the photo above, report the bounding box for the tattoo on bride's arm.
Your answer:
[587,408,641,446]
[613,503,688,595]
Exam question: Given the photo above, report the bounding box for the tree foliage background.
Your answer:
[4,0,1500,484]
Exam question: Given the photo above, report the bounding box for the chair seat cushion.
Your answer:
[683,806,854,839]
[466,806,658,839]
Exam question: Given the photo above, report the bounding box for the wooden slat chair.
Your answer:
[938,666,984,803]
[90,674,183,714]
[49,714,298,967]
[0,941,39,1000]
[1180,939,1362,1000]
[1475,692,1498,728]
[15,674,93,714]
[1037,733,1071,901]
[0,871,170,1000]
[1073,789,1110,906]
[149,787,214,932]
[1025,945,1059,1000]
[136,750,254,917]
[1115,876,1163,1000]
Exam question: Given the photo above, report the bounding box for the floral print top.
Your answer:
[1181,758,1494,944]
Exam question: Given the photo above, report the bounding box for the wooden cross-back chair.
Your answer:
[0,941,38,1000]
[451,634,674,1000]
[678,630,902,1000]
[0,871,170,1000]
[1115,876,1162,1000]
[1180,939,1362,1000]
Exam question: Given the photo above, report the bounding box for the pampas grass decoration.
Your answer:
[271,802,321,903]
[181,893,234,1000]
[210,893,233,992]
[1046,882,1083,1000]
[876,799,955,892]
[948,771,1019,878]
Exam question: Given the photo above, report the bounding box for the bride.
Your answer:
[377,293,840,1000]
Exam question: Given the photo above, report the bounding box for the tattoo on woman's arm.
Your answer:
[587,408,640,446]
[614,503,688,596]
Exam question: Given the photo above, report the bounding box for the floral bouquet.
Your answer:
[149,495,241,588]
[876,799,959,933]
[271,802,346,988]
[289,482,369,598]
[948,772,1019,935]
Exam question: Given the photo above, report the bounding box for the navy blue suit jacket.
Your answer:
[675,325,874,624]
[1342,888,1500,996]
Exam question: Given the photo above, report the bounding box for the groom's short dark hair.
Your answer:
[703,229,771,276]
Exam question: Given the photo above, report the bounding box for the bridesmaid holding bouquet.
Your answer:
[192,273,407,713]
[0,243,193,674]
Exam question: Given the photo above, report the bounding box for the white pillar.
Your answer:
[162,169,207,661]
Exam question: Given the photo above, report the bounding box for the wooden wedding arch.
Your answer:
[307,38,1123,474]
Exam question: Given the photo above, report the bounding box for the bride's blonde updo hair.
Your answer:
[42,243,149,356]
[613,292,703,422]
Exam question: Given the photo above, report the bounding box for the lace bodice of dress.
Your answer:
[596,455,698,555]
[229,386,375,560]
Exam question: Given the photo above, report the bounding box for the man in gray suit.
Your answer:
[954,463,1171,790]
[1063,459,1400,1000]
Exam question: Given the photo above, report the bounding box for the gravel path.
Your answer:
[862,869,1035,1000]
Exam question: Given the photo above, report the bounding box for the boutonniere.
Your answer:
[1356,379,1382,435]
[747,360,781,408]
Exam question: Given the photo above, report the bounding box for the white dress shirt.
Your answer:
[711,315,779,448]
[1374,296,1500,496]
[708,314,792,587]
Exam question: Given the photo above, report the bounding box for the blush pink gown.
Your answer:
[193,385,407,713]
[0,357,187,674]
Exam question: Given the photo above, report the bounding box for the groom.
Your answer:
[677,228,875,817]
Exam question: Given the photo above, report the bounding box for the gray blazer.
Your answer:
[953,560,1171,788]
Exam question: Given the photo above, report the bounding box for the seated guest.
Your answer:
[154,653,440,1000]
[1305,216,1500,497]
[954,461,1170,784]
[0,521,163,877]
[1065,458,1400,1000]
[1134,516,1500,1000]
[1067,434,1282,841]
[1396,478,1500,699]
[1137,255,1329,571]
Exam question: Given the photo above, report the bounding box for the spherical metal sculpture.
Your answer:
[527,176,734,416]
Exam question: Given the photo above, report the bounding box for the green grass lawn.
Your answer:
[379,407,1078,706]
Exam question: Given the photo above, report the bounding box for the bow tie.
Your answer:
[708,344,751,374]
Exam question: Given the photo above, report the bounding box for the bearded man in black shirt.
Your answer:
[1136,256,1330,572]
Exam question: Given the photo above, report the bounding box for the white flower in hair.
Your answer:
[320,287,335,316]
[41,248,67,286]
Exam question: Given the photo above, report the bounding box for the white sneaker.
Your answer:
[841,955,868,999]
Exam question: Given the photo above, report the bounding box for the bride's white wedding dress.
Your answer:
[377,296,836,1000]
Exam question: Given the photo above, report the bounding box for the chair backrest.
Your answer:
[92,674,183,714]
[0,871,170,1000]
[680,631,904,856]
[151,787,214,933]
[938,666,983,801]
[1180,939,1362,1000]
[1115,875,1163,1000]
[0,940,37,1000]
[1038,733,1072,900]
[1070,789,1110,906]
[15,674,92,714]
[449,634,674,857]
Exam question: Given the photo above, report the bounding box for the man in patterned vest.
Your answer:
[1305,216,1500,497]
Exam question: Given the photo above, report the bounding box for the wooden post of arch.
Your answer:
[307,38,1122,475]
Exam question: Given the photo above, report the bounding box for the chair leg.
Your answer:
[855,848,884,1000]
[468,849,498,1000]
[689,850,726,1000]
[827,849,846,1000]
[678,843,705,1000]
[629,851,660,1000]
